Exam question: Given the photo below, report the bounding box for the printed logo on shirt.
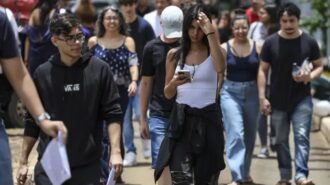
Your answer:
[64,84,80,92]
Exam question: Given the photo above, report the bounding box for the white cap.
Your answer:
[160,6,183,39]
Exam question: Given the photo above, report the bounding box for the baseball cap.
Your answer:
[160,5,183,39]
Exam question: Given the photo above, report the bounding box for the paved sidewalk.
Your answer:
[8,123,330,185]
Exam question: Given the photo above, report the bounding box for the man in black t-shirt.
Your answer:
[258,3,323,185]
[0,12,67,185]
[119,0,155,166]
[140,5,183,185]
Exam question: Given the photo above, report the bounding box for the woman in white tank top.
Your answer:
[154,4,226,185]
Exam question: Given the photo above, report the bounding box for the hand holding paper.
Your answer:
[40,131,71,185]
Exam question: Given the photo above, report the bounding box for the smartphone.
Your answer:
[177,69,191,79]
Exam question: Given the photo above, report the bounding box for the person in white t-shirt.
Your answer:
[143,0,169,36]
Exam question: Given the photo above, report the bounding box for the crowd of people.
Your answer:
[0,0,327,185]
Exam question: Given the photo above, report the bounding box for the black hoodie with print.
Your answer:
[25,52,122,183]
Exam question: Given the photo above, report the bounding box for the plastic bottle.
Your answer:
[292,63,301,77]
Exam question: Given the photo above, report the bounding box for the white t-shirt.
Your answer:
[143,10,162,37]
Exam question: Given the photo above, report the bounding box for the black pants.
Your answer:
[169,117,221,185]
[34,161,101,185]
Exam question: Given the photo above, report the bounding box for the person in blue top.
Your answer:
[220,9,263,185]
[24,0,59,74]
[88,6,139,183]
[88,6,139,120]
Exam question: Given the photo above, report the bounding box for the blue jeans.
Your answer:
[0,119,13,185]
[271,96,313,181]
[123,83,141,153]
[149,116,168,169]
[220,80,259,182]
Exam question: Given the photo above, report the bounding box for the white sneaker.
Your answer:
[123,152,137,167]
[142,139,151,159]
[257,147,269,159]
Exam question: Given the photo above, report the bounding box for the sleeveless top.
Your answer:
[226,41,259,82]
[26,15,58,74]
[90,42,138,87]
[175,56,217,108]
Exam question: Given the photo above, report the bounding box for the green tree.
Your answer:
[300,0,330,56]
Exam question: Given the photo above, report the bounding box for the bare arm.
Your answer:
[87,36,97,49]
[126,36,139,96]
[310,58,324,80]
[107,122,123,176]
[1,57,67,139]
[128,65,139,97]
[24,39,29,66]
[258,61,271,115]
[140,76,154,138]
[16,136,37,185]
[164,49,190,99]
[18,136,37,166]
[207,30,226,73]
[198,12,226,73]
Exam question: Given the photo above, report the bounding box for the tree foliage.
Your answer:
[300,0,330,56]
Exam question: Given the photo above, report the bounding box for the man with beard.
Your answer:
[258,2,323,185]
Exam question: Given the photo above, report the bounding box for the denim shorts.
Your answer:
[149,116,169,169]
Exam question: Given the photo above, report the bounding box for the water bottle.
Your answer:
[292,63,301,77]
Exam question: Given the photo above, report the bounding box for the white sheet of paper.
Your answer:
[106,168,116,185]
[40,131,71,185]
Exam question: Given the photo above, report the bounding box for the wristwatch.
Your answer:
[35,112,51,125]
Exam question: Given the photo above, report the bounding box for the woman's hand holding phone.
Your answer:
[172,70,191,86]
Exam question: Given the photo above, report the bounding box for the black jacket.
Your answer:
[25,52,122,171]
[155,103,225,181]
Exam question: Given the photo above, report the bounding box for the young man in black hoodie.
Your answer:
[0,12,67,185]
[16,13,123,185]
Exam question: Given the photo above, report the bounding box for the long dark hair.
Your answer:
[178,4,211,69]
[263,3,279,35]
[75,0,97,25]
[33,0,58,26]
[95,6,127,37]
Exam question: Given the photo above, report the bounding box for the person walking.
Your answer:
[88,6,138,183]
[258,3,323,185]
[156,4,226,184]
[248,2,278,158]
[220,9,263,185]
[140,5,183,185]
[143,0,170,36]
[17,13,123,185]
[89,6,138,118]
[119,0,155,166]
[0,11,67,185]
[24,0,59,74]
